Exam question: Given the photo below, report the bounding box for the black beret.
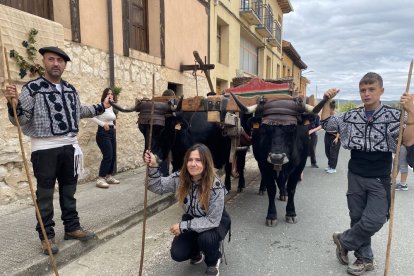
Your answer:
[39,46,71,62]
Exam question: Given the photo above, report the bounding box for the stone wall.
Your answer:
[0,6,209,204]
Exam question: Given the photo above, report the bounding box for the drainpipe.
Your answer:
[107,0,117,173]
[161,0,165,66]
[107,0,115,89]
[207,0,211,64]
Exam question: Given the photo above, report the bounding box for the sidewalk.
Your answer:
[0,166,176,276]
[0,154,259,276]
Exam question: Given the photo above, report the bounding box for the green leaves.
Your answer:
[10,28,44,79]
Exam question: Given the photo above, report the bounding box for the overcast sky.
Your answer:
[283,0,414,101]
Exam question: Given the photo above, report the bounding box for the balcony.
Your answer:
[267,37,278,47]
[239,0,262,25]
[256,4,273,37]
[267,21,282,47]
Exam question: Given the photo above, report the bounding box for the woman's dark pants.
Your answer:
[96,126,116,177]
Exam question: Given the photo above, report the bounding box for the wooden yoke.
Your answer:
[180,94,295,112]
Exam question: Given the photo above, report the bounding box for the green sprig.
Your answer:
[10,28,44,79]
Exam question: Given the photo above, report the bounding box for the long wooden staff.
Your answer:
[384,59,413,276]
[3,48,59,275]
[138,73,156,276]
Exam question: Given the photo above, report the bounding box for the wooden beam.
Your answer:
[70,0,81,42]
[122,0,130,57]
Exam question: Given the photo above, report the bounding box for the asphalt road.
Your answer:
[52,135,414,276]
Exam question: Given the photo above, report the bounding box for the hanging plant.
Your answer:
[113,86,122,98]
[9,28,45,79]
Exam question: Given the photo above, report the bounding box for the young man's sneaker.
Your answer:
[347,258,375,275]
[41,239,59,255]
[205,259,220,276]
[395,182,408,191]
[105,176,120,184]
[324,167,331,171]
[326,168,337,174]
[64,228,96,241]
[332,232,348,265]
[190,252,205,265]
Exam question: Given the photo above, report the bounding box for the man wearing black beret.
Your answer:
[4,46,111,255]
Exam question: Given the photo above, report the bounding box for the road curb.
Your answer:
[10,194,176,276]
[10,154,259,276]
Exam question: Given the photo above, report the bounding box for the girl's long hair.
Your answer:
[176,144,215,211]
[101,87,117,103]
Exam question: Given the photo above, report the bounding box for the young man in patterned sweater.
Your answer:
[4,46,111,255]
[320,72,414,275]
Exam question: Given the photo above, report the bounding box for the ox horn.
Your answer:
[110,99,140,113]
[229,93,257,114]
[175,96,184,111]
[311,96,330,114]
[305,104,314,113]
[169,97,179,111]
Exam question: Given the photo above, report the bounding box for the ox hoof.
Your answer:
[258,190,265,196]
[266,219,278,227]
[285,216,298,224]
[237,187,244,193]
[278,195,287,201]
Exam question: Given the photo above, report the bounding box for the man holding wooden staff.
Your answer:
[320,72,414,275]
[3,46,111,255]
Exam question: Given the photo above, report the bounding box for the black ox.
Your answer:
[111,98,234,190]
[232,94,321,226]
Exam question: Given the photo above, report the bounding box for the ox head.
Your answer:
[110,97,181,166]
[231,93,319,172]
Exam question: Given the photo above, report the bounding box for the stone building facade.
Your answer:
[0,2,209,204]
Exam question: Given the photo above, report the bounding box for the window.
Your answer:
[0,0,53,20]
[217,17,229,66]
[264,4,273,33]
[217,26,222,63]
[168,82,183,97]
[266,56,271,79]
[130,0,148,53]
[275,21,282,45]
[240,36,257,75]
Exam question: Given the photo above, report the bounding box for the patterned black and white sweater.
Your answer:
[322,103,404,153]
[147,167,227,233]
[322,103,407,177]
[7,76,104,137]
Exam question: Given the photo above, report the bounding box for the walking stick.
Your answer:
[138,73,156,276]
[384,59,413,276]
[3,48,59,275]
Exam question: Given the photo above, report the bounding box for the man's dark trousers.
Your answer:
[31,145,80,240]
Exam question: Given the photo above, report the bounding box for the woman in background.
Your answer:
[92,88,120,188]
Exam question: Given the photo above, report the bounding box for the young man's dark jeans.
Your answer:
[339,171,389,261]
[31,145,80,240]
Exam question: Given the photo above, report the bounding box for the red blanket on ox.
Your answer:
[223,78,291,96]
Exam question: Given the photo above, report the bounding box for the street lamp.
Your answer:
[302,70,315,76]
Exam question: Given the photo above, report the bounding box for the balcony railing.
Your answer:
[267,21,282,47]
[240,0,262,25]
[256,4,272,37]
